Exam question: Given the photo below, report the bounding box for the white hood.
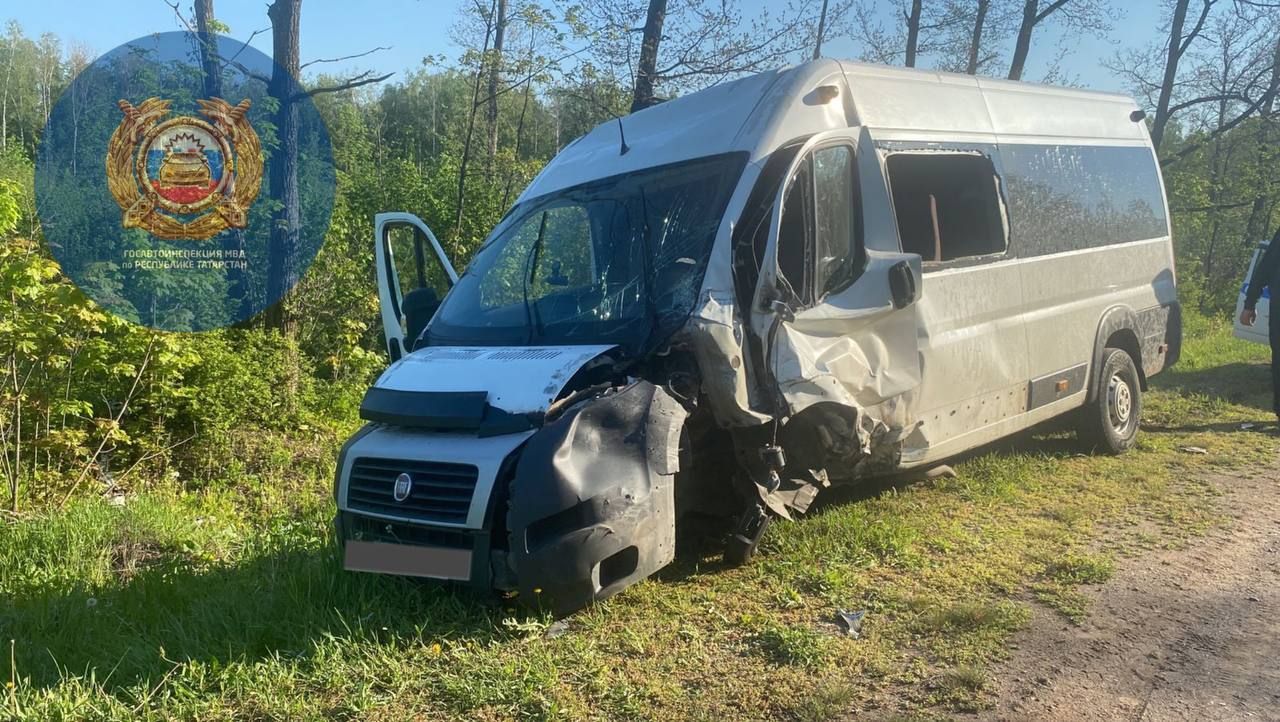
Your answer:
[372,345,617,414]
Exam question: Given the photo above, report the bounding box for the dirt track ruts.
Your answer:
[975,463,1280,721]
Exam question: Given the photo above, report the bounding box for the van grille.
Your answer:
[346,457,478,524]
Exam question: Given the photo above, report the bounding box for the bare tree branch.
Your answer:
[291,71,395,101]
[300,46,391,69]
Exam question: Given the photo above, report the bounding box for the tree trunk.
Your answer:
[632,0,668,113]
[905,0,923,68]
[813,0,830,60]
[195,0,249,322]
[502,34,537,210]
[195,0,222,98]
[1244,32,1280,242]
[966,0,990,75]
[486,0,507,174]
[453,0,498,246]
[265,0,302,333]
[1150,0,1192,152]
[1,37,14,151]
[1007,0,1038,80]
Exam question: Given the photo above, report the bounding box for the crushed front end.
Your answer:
[333,345,688,615]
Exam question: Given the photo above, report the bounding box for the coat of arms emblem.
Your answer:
[106,97,262,241]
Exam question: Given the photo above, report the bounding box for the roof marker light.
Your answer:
[813,85,840,104]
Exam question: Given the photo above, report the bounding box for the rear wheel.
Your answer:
[1078,347,1142,454]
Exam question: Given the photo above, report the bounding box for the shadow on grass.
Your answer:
[4,539,511,693]
[1153,361,1273,411]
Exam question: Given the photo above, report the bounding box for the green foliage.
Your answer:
[0,19,620,510]
[1162,115,1280,314]
[1,314,1272,720]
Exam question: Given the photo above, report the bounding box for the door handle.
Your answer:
[889,260,917,309]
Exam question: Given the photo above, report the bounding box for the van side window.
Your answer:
[386,224,452,345]
[812,145,859,296]
[778,158,815,304]
[778,143,863,305]
[885,153,1007,263]
[998,144,1168,256]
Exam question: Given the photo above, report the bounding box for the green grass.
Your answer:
[2,317,1276,720]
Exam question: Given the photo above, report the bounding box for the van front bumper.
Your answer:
[333,382,689,614]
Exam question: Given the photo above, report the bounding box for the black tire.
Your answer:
[1078,347,1142,454]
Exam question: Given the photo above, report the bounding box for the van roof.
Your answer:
[838,60,1145,143]
[519,59,1149,202]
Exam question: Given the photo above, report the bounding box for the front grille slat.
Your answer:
[351,461,475,477]
[345,456,480,524]
[347,490,469,513]
[347,482,473,501]
[348,472,475,490]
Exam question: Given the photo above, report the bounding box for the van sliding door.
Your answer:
[877,141,1028,462]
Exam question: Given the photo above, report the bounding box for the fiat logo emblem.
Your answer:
[393,473,413,502]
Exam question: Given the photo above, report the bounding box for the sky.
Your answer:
[4,0,1168,95]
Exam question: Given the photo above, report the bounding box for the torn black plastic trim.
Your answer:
[505,381,688,615]
[358,387,540,435]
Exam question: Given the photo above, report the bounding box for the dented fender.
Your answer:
[505,381,688,614]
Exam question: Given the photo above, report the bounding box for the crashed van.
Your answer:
[334,59,1180,614]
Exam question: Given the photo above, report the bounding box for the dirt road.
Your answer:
[978,464,1280,721]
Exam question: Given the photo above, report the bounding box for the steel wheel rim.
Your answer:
[1107,372,1133,432]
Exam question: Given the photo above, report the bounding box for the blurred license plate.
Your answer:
[344,540,471,581]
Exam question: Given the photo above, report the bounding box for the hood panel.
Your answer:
[373,345,617,414]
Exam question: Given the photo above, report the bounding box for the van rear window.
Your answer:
[999,144,1168,256]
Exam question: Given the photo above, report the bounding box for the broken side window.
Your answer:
[812,144,862,298]
[775,143,865,307]
[884,153,1008,264]
[778,157,815,305]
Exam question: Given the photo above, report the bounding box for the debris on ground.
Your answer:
[925,465,957,480]
[1179,446,1209,455]
[543,619,571,640]
[837,609,866,638]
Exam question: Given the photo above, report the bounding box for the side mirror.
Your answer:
[888,260,917,309]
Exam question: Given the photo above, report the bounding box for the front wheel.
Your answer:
[1078,347,1142,454]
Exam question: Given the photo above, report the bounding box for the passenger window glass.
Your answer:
[999,144,1168,256]
[386,224,451,344]
[812,145,859,296]
[387,225,450,300]
[778,157,814,304]
[885,153,1007,263]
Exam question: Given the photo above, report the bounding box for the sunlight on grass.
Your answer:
[2,317,1277,720]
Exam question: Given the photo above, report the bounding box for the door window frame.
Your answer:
[774,137,867,309]
[375,212,459,360]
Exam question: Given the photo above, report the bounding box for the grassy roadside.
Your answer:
[2,317,1276,721]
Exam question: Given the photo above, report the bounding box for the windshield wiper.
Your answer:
[521,211,549,345]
